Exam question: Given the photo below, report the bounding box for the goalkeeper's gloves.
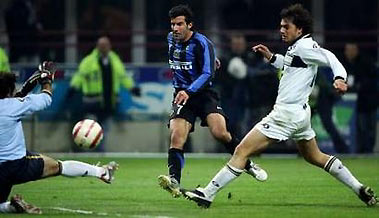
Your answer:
[14,61,56,97]
[38,61,56,85]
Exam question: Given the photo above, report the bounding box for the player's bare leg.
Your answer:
[183,128,273,207]
[297,138,378,206]
[158,118,191,197]
[207,114,268,181]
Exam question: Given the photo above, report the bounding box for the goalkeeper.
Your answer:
[0,62,118,214]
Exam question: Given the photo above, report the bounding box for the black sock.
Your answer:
[168,148,184,183]
[224,135,252,170]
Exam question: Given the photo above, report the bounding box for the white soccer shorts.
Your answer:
[254,103,316,141]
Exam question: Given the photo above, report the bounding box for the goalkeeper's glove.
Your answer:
[38,61,56,85]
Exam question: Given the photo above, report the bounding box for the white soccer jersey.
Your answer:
[271,34,347,106]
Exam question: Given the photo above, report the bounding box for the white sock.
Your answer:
[61,161,105,178]
[324,156,363,194]
[203,164,243,198]
[0,202,16,213]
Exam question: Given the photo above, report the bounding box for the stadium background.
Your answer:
[0,0,378,154]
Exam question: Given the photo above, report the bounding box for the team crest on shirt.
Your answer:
[173,49,181,59]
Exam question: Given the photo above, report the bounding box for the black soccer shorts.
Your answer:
[168,89,228,132]
[0,151,44,202]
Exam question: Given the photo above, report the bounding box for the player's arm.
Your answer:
[12,63,55,117]
[252,44,284,69]
[186,40,214,94]
[15,61,56,97]
[299,46,348,94]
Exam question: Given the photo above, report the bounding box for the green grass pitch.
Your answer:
[7,156,379,217]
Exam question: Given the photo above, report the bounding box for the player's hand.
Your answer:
[215,58,221,70]
[333,79,348,95]
[252,44,273,61]
[14,71,40,97]
[38,61,56,85]
[174,90,189,105]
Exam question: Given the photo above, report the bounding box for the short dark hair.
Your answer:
[169,4,193,24]
[280,4,313,34]
[0,72,16,98]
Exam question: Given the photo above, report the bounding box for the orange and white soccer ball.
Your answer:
[72,119,103,149]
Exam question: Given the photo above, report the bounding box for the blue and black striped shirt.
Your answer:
[168,32,216,94]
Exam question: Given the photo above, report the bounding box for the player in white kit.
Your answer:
[181,4,378,208]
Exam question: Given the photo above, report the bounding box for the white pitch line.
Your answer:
[49,207,108,216]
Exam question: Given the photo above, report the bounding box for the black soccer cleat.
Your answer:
[181,188,213,208]
[358,186,378,206]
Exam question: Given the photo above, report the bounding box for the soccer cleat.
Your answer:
[100,161,119,184]
[158,175,181,198]
[358,186,378,206]
[10,194,42,214]
[245,163,268,182]
[182,188,214,208]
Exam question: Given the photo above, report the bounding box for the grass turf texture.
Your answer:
[7,156,379,217]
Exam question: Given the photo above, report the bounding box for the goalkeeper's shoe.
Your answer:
[10,194,42,214]
[182,188,214,208]
[245,163,268,182]
[158,175,181,198]
[100,161,119,184]
[358,186,378,206]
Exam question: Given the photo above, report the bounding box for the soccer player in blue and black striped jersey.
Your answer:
[158,4,268,198]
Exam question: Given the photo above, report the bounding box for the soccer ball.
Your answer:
[72,119,103,149]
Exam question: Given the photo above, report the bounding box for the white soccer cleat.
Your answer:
[245,163,268,182]
[182,187,214,208]
[100,161,119,184]
[158,175,181,198]
[10,194,42,214]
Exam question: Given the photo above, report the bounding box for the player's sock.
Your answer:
[168,148,184,183]
[61,160,104,178]
[224,135,253,171]
[0,202,16,213]
[203,164,243,197]
[324,156,363,194]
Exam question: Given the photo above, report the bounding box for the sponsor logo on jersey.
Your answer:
[169,60,193,70]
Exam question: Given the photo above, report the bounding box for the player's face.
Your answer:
[171,16,193,41]
[280,18,302,44]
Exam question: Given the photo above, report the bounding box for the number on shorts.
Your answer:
[176,104,184,115]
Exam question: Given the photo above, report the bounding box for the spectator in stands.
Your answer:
[216,33,259,139]
[5,0,43,63]
[0,47,10,72]
[70,36,140,151]
[314,69,350,153]
[341,43,378,153]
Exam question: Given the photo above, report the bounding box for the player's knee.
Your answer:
[42,159,61,177]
